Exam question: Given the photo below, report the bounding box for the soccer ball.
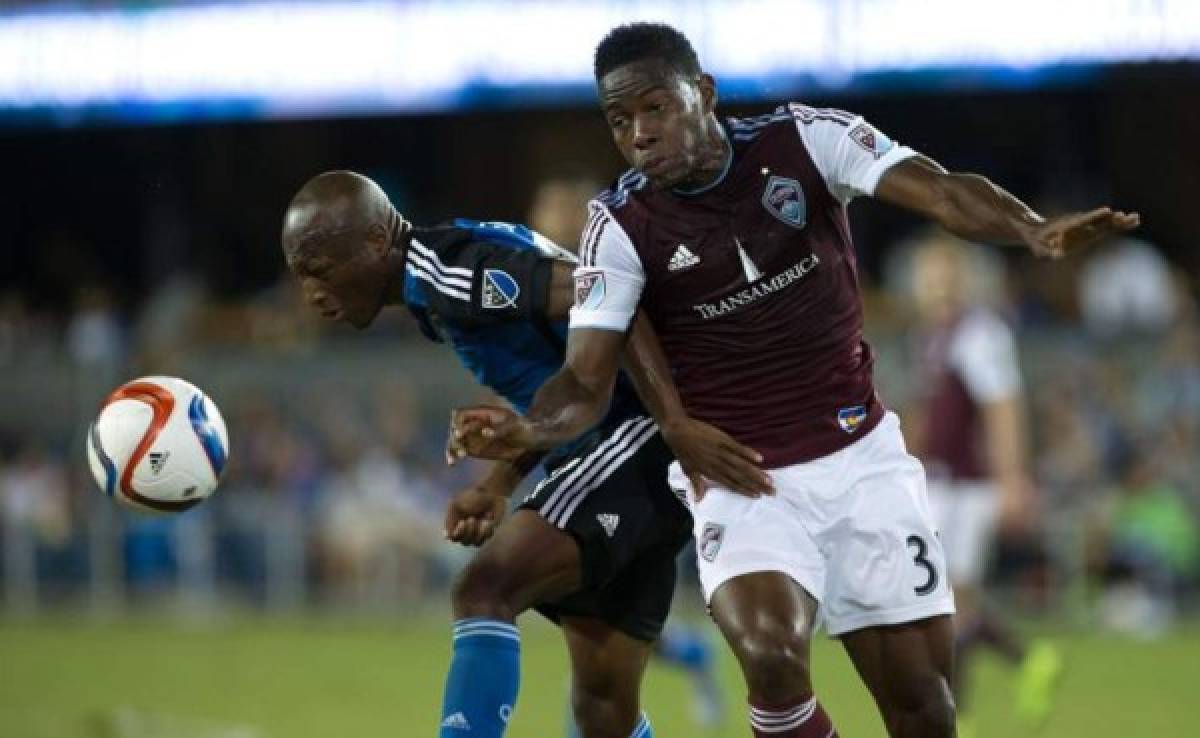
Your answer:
[86,376,229,513]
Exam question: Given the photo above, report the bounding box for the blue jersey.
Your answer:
[402,218,645,465]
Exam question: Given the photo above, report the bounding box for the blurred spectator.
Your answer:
[66,285,123,365]
[527,174,602,250]
[1078,237,1178,336]
[1,441,72,548]
[1089,441,1199,637]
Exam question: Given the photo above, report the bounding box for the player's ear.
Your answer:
[365,222,390,258]
[698,74,717,114]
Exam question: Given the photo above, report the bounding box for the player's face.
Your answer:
[292,243,388,329]
[912,246,965,324]
[598,60,712,189]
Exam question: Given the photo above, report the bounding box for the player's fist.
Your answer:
[446,405,536,464]
[1025,207,1139,259]
[444,487,509,546]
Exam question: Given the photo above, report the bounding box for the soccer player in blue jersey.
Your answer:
[280,170,767,738]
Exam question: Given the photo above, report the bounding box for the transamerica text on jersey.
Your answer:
[691,253,820,320]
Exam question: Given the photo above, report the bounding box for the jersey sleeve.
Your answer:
[569,202,645,333]
[406,233,554,327]
[948,311,1022,402]
[789,104,918,204]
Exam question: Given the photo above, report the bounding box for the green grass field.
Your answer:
[1,615,1195,738]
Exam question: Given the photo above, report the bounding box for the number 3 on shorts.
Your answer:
[907,535,939,596]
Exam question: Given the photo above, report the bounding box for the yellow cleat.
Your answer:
[1014,640,1064,730]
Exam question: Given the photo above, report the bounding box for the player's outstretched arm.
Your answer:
[447,327,626,461]
[622,312,773,497]
[875,155,1139,258]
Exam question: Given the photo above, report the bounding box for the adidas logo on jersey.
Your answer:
[597,513,620,537]
[668,244,701,272]
[441,712,471,731]
[148,451,170,475]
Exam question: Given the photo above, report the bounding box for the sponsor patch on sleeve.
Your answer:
[574,270,606,311]
[849,123,894,159]
[481,268,520,310]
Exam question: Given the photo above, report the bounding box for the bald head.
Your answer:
[281,170,406,329]
[281,170,397,267]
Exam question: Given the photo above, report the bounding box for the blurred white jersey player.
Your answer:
[908,235,1061,732]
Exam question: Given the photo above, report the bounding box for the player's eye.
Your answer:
[609,116,628,129]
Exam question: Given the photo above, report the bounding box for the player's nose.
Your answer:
[632,116,659,149]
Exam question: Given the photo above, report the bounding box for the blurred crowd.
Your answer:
[1,177,1198,637]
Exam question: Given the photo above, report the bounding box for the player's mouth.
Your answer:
[639,155,675,179]
[321,309,342,322]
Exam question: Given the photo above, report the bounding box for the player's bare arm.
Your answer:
[544,260,576,319]
[875,155,1140,257]
[448,327,626,461]
[981,395,1035,531]
[622,313,773,497]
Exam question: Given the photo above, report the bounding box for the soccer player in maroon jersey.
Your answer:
[908,237,1062,732]
[448,23,1138,738]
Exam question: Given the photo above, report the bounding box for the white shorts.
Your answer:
[926,480,999,586]
[669,412,955,636]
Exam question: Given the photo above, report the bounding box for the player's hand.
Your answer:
[444,486,509,546]
[446,405,537,464]
[1025,207,1139,259]
[660,416,773,501]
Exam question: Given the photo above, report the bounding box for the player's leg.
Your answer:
[840,616,957,738]
[562,616,655,738]
[956,485,1062,728]
[670,458,841,738]
[818,412,958,738]
[709,572,841,738]
[539,419,688,738]
[439,509,582,738]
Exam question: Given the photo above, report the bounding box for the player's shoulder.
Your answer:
[592,169,650,212]
[727,102,860,141]
[419,219,574,263]
[954,308,1016,350]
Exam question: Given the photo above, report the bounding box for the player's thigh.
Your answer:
[454,509,582,615]
[840,615,955,717]
[561,616,654,733]
[819,414,955,636]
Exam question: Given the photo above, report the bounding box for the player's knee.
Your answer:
[450,557,521,621]
[730,622,812,702]
[883,673,955,738]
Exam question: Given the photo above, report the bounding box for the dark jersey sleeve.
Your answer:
[408,227,556,328]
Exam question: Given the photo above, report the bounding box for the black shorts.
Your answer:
[517,415,691,642]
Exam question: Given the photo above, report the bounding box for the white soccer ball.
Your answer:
[86,376,229,513]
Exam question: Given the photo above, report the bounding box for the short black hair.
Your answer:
[594,22,701,82]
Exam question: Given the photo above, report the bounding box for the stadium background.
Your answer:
[1,1,1198,736]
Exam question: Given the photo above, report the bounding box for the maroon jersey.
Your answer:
[916,309,1022,482]
[571,104,918,467]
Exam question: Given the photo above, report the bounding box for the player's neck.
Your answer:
[672,118,732,196]
[382,228,412,305]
